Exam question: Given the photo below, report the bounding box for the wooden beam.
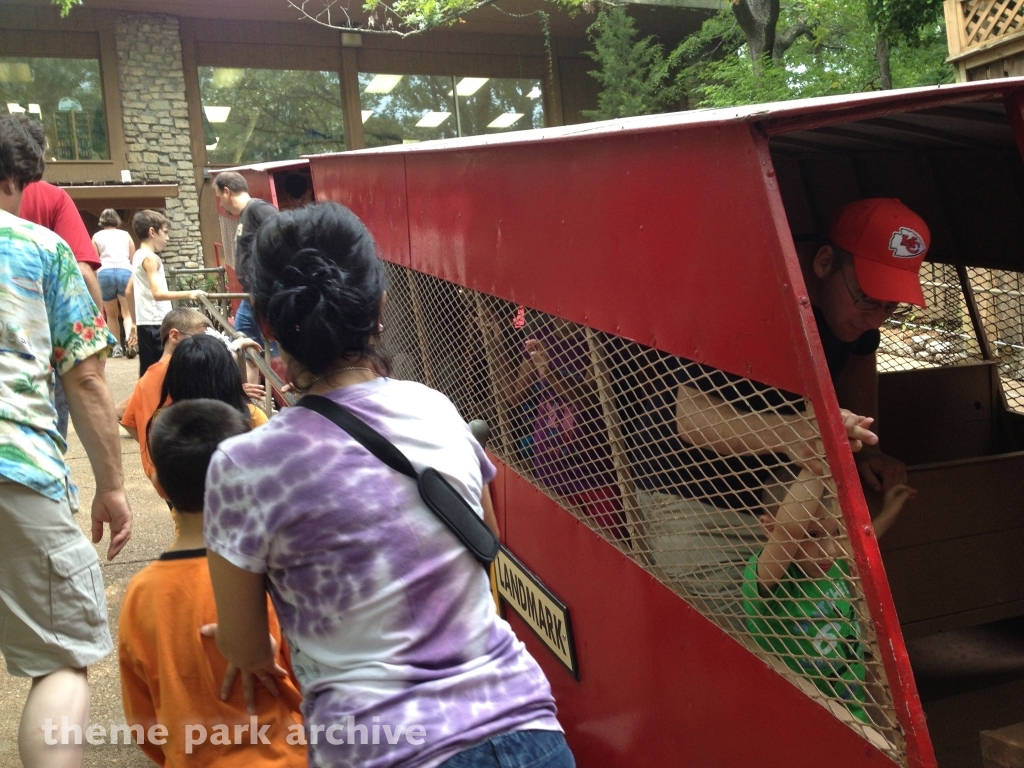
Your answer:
[340,46,365,150]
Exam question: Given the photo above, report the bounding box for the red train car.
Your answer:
[269,78,1024,767]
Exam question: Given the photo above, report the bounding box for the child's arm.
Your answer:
[872,483,916,540]
[118,629,167,765]
[142,254,204,302]
[207,551,287,713]
[124,275,136,327]
[756,468,825,591]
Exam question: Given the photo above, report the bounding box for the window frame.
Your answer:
[0,27,127,183]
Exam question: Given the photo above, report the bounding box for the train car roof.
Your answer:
[302,77,1024,159]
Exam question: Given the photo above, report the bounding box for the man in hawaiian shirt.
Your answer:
[0,117,132,767]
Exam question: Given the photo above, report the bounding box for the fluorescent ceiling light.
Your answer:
[28,103,41,115]
[415,111,451,128]
[527,86,541,99]
[455,77,489,96]
[204,106,232,123]
[361,110,374,123]
[487,113,524,129]
[364,74,403,94]
[6,103,26,114]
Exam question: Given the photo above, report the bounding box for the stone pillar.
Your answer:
[114,13,201,268]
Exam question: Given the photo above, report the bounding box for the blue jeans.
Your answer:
[234,298,264,347]
[98,268,131,301]
[439,730,575,768]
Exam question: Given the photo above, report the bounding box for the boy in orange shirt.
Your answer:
[118,399,306,767]
[119,307,210,483]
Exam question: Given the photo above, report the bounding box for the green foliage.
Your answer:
[594,0,954,113]
[865,0,945,45]
[582,7,683,120]
[50,0,81,16]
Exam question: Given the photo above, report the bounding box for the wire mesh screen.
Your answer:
[379,262,904,761]
[967,267,1024,412]
[218,214,239,271]
[874,262,1024,414]
[877,262,981,373]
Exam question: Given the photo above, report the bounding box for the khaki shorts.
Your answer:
[0,479,112,677]
[638,489,763,624]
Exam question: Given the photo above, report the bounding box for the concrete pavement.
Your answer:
[0,357,175,767]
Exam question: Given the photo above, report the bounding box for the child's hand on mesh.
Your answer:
[882,483,916,514]
[873,483,917,539]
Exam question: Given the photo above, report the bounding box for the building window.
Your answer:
[1,57,110,161]
[199,67,346,165]
[360,74,544,147]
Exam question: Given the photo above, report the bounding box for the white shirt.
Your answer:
[92,228,133,271]
[131,249,172,326]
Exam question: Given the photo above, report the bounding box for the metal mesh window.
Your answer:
[875,261,1024,414]
[877,262,981,373]
[967,267,1024,412]
[379,262,903,760]
[218,214,239,270]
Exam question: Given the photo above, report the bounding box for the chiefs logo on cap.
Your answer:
[889,227,926,259]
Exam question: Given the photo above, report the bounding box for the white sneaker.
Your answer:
[111,345,124,358]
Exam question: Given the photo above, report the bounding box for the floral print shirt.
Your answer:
[0,210,115,502]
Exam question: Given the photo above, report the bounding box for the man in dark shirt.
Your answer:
[214,171,277,384]
[625,198,930,616]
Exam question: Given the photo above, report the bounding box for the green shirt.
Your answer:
[1,210,115,502]
[742,551,867,723]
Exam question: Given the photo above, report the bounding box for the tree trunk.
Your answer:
[731,0,781,73]
[875,30,892,90]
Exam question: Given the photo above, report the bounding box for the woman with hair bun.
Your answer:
[204,202,573,768]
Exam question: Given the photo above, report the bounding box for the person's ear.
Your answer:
[757,513,775,538]
[377,291,388,329]
[813,245,835,279]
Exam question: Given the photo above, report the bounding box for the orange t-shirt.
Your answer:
[118,549,306,768]
[120,358,169,481]
[121,359,269,482]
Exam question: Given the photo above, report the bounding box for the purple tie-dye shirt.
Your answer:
[204,378,561,768]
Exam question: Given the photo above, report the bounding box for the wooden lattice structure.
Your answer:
[945,0,1024,80]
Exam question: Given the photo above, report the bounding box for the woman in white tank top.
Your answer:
[92,209,136,357]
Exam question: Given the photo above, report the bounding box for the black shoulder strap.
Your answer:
[298,394,417,479]
[296,394,499,566]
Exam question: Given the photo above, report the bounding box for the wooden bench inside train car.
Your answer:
[876,361,1024,638]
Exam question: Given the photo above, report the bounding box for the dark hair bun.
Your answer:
[250,202,388,375]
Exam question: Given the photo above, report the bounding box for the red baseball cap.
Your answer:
[829,198,930,307]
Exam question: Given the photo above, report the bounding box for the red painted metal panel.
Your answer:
[751,135,935,768]
[497,466,897,767]
[399,124,806,396]
[310,154,412,268]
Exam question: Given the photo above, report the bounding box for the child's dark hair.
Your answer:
[149,399,251,513]
[251,201,391,376]
[132,209,169,242]
[0,116,45,189]
[159,334,250,417]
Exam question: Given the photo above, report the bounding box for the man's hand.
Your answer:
[91,489,132,560]
[856,451,909,493]
[200,624,287,715]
